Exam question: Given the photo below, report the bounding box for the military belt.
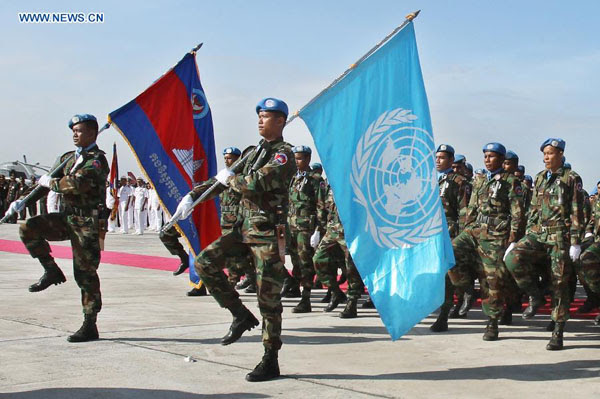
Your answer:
[67,207,98,217]
[221,205,237,212]
[475,214,506,227]
[537,225,565,234]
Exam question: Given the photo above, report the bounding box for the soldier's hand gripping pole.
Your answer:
[160,141,263,235]
[0,122,111,224]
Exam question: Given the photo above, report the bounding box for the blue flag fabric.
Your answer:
[299,22,455,340]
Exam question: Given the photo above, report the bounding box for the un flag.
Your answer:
[299,22,455,339]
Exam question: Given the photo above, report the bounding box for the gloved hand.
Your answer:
[310,230,321,248]
[215,168,234,186]
[585,232,594,239]
[569,245,582,262]
[7,200,26,216]
[503,242,516,262]
[38,174,52,188]
[169,194,194,222]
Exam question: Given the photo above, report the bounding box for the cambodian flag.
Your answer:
[299,22,455,339]
[108,142,118,199]
[108,52,221,276]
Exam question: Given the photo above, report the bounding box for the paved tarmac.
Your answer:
[1,222,599,399]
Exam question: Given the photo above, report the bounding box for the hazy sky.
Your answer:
[1,1,599,188]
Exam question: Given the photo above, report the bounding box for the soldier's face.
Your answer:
[503,159,518,173]
[435,152,453,171]
[295,153,311,171]
[258,111,285,141]
[484,151,504,171]
[72,123,96,148]
[223,154,239,168]
[543,147,563,171]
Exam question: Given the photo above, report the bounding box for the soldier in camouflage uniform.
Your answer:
[313,182,364,318]
[0,174,7,218]
[450,143,525,341]
[505,138,585,350]
[171,98,296,382]
[7,114,109,342]
[5,170,22,223]
[287,145,323,313]
[430,144,471,332]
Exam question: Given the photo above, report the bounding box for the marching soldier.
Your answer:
[579,179,600,324]
[170,98,296,381]
[505,138,585,350]
[287,145,323,313]
[450,143,525,341]
[5,170,22,223]
[0,174,8,217]
[7,114,109,342]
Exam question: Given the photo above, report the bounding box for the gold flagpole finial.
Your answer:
[405,10,420,21]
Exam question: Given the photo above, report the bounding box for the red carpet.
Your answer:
[0,239,179,272]
[469,297,598,320]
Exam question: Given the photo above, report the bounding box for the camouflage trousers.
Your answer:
[159,226,186,259]
[313,230,364,299]
[579,241,600,294]
[19,212,102,315]
[221,228,255,286]
[505,234,573,322]
[194,229,287,351]
[288,226,315,289]
[451,228,513,319]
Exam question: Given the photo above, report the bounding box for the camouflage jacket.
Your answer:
[465,171,525,243]
[288,170,323,231]
[585,191,600,242]
[526,167,585,246]
[316,183,345,238]
[438,171,470,238]
[6,180,22,203]
[191,138,296,243]
[219,186,242,232]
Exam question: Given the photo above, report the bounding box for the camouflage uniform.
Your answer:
[5,178,22,223]
[313,185,364,300]
[159,226,188,264]
[287,170,323,289]
[192,138,296,351]
[505,167,585,322]
[19,145,109,315]
[578,194,600,294]
[0,177,7,217]
[451,170,525,320]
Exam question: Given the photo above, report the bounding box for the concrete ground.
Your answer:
[0,222,599,399]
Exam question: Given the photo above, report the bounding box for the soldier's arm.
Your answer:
[463,179,479,228]
[50,154,108,196]
[508,178,525,243]
[228,149,296,195]
[569,175,585,245]
[189,177,226,202]
[315,181,329,233]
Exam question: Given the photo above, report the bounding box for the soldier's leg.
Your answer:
[19,213,69,291]
[313,232,346,311]
[290,228,315,313]
[339,243,363,318]
[549,242,573,323]
[160,226,189,276]
[579,242,600,294]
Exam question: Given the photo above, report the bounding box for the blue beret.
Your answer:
[482,142,506,156]
[517,165,525,173]
[68,113,97,129]
[563,162,571,169]
[591,186,598,196]
[505,150,519,161]
[453,154,466,164]
[465,162,473,172]
[524,175,533,183]
[540,138,565,152]
[292,145,311,154]
[474,168,485,175]
[311,162,322,170]
[222,147,241,156]
[436,144,455,155]
[256,97,288,117]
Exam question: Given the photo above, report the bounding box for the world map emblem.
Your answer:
[350,108,442,248]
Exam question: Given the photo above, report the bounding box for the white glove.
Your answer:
[310,230,321,248]
[169,194,194,222]
[569,245,582,262]
[38,174,52,188]
[7,200,26,215]
[503,242,516,262]
[585,232,594,239]
[215,168,234,186]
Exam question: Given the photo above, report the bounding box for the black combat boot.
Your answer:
[483,318,499,341]
[29,260,66,292]
[546,321,565,351]
[292,288,312,313]
[546,320,556,332]
[187,285,207,296]
[458,287,475,317]
[244,274,257,294]
[324,287,346,312]
[429,309,449,332]
[245,349,280,382]
[339,298,358,318]
[499,309,512,326]
[523,293,546,319]
[172,250,189,276]
[221,305,259,345]
[67,314,99,343]
[361,296,375,309]
[281,277,301,298]
[236,277,252,290]
[320,288,332,303]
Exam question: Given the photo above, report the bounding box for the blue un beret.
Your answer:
[256,97,288,117]
[465,162,473,172]
[564,162,571,169]
[482,142,506,156]
[292,145,311,154]
[540,138,566,152]
[436,144,455,155]
[311,162,322,170]
[453,154,466,164]
[68,114,97,129]
[505,150,519,161]
[517,165,525,174]
[524,175,533,183]
[474,168,485,175]
[222,147,241,156]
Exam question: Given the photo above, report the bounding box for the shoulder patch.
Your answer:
[273,153,288,165]
[514,184,523,196]
[577,182,583,192]
[91,160,101,169]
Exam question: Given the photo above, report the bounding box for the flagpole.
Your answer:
[286,10,420,125]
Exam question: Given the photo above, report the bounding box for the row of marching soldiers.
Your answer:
[432,139,599,351]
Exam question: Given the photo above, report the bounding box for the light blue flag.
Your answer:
[299,22,455,340]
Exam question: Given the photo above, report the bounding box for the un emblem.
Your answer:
[350,108,442,248]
